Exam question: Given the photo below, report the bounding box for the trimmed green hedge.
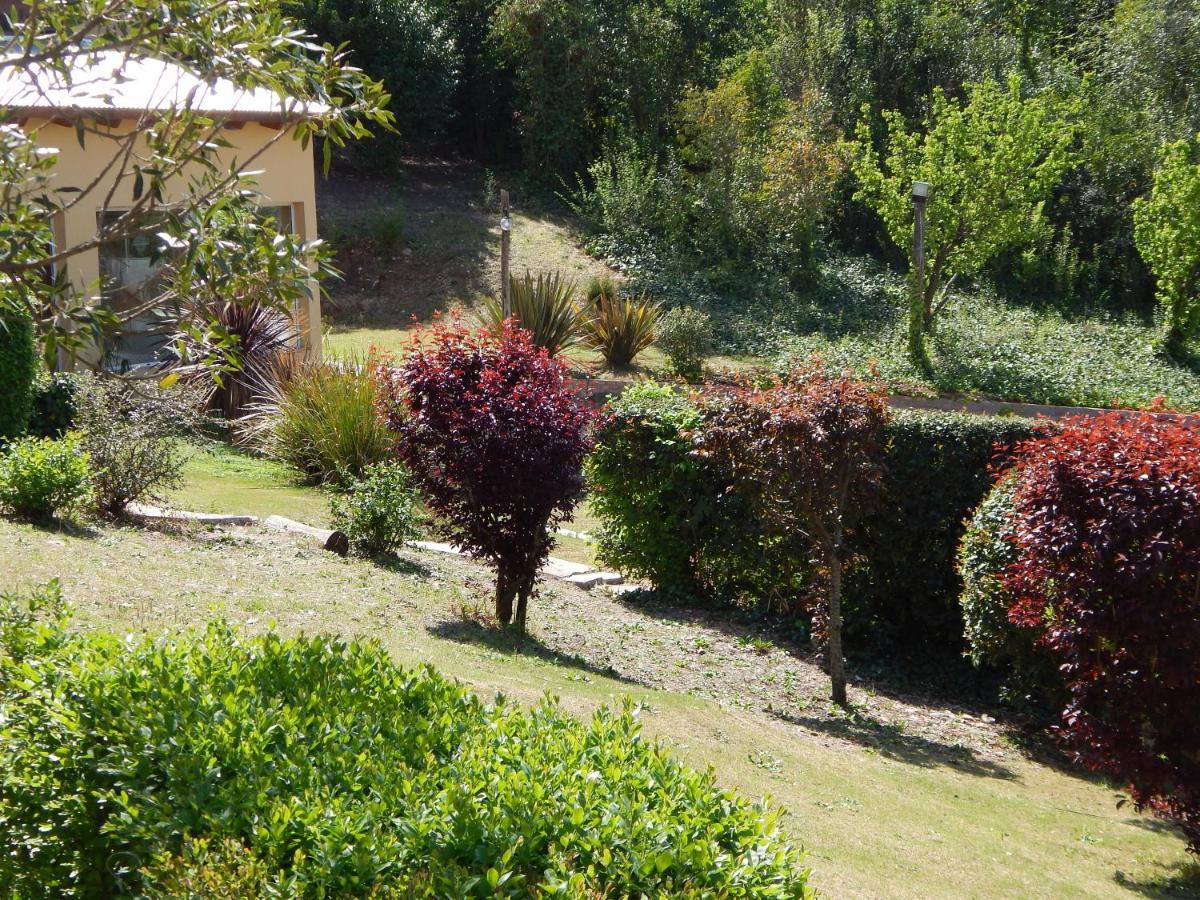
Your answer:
[848,410,1042,659]
[587,383,807,608]
[588,393,1043,662]
[0,588,812,898]
[0,315,37,444]
[958,474,1065,709]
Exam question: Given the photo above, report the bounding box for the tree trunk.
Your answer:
[514,579,531,635]
[827,548,847,707]
[907,273,932,373]
[495,572,515,626]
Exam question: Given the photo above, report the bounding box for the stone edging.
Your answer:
[126,504,623,590]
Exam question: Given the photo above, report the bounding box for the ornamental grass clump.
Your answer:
[381,318,592,632]
[1003,413,1200,850]
[0,597,813,897]
[241,354,392,486]
[482,270,583,357]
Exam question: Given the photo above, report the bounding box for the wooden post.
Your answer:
[499,189,512,317]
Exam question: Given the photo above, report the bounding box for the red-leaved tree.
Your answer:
[381,318,593,632]
[693,367,889,705]
[1005,413,1200,851]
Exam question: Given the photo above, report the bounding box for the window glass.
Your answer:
[97,211,174,372]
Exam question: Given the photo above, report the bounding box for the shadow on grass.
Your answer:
[18,517,103,541]
[371,553,433,578]
[770,707,1017,780]
[428,617,644,688]
[1114,856,1200,898]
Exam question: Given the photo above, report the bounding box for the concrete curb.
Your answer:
[125,502,258,527]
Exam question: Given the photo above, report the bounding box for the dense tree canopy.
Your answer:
[272,0,1200,329]
[1133,134,1200,353]
[852,76,1081,358]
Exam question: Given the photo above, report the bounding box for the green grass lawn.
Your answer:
[2,516,1194,898]
[167,442,331,525]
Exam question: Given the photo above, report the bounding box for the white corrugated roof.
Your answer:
[0,49,327,122]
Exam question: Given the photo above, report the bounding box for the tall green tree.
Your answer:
[852,76,1080,363]
[1133,135,1200,353]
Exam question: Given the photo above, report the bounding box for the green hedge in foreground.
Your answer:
[0,584,812,898]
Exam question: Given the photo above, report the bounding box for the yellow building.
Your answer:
[0,51,324,369]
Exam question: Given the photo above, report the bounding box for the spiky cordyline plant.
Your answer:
[483,270,582,357]
[196,301,296,421]
[579,278,660,369]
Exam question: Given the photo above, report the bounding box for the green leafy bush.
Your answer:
[849,410,1043,661]
[483,271,583,357]
[588,383,710,593]
[141,838,273,900]
[587,384,774,604]
[0,605,813,897]
[0,433,91,521]
[27,372,79,438]
[579,278,660,369]
[958,474,1064,709]
[329,461,420,556]
[242,357,393,486]
[0,314,37,444]
[656,306,714,381]
[74,377,192,516]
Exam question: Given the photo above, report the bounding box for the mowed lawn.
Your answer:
[3,508,1194,896]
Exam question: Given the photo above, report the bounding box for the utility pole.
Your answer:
[499,189,512,317]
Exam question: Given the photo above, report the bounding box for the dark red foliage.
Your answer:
[380,318,593,630]
[692,367,889,705]
[1005,413,1200,850]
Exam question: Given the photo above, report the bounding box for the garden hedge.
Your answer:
[0,314,37,444]
[0,588,812,898]
[589,397,1042,663]
[847,410,1042,659]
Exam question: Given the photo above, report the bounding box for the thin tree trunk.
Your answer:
[495,571,515,626]
[827,547,847,707]
[514,579,531,635]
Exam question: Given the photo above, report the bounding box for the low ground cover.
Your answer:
[1,517,1193,897]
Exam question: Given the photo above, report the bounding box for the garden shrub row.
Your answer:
[849,410,1041,658]
[589,390,1040,659]
[587,383,794,608]
[957,413,1200,850]
[0,587,813,898]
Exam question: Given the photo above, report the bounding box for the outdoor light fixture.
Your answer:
[500,215,511,232]
[911,180,930,201]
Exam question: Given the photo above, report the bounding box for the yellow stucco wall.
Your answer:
[20,117,322,363]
